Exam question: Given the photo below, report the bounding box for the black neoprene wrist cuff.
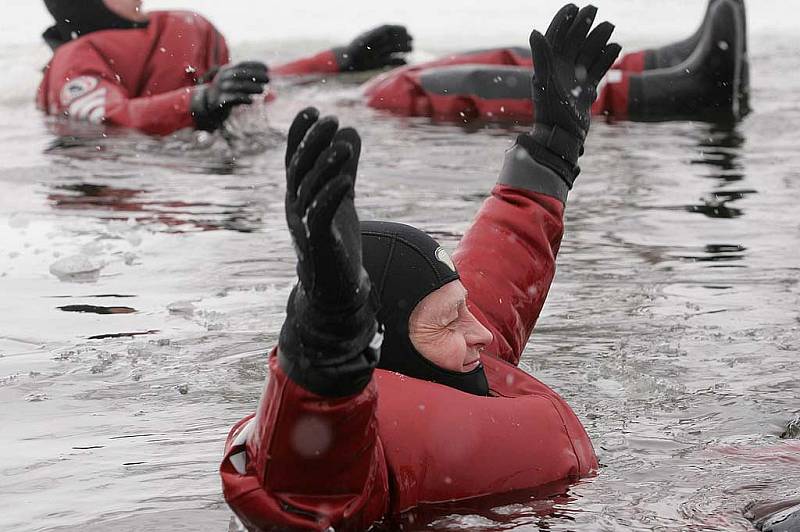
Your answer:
[498,144,571,202]
[278,287,381,397]
[516,124,583,187]
[190,86,218,132]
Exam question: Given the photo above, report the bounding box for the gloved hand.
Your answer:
[335,25,413,72]
[518,4,620,187]
[278,107,380,398]
[191,61,269,132]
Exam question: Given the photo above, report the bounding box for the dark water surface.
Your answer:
[1,33,799,532]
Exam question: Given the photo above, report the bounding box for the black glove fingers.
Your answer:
[297,142,352,215]
[387,56,408,66]
[287,116,339,200]
[286,107,320,170]
[384,25,412,50]
[222,62,270,83]
[395,37,413,53]
[380,36,412,54]
[218,93,253,107]
[346,25,412,70]
[544,3,576,42]
[307,173,355,245]
[360,26,389,47]
[219,80,267,94]
[529,29,554,88]
[306,172,358,304]
[383,24,409,37]
[578,21,615,71]
[285,209,309,266]
[589,42,622,85]
[233,60,269,71]
[369,24,409,44]
[545,3,579,53]
[233,71,270,84]
[232,69,270,84]
[563,5,597,61]
[333,127,362,183]
[368,33,396,52]
[366,24,391,37]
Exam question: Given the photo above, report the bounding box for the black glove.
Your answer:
[190,61,269,132]
[334,25,413,72]
[278,107,380,398]
[518,4,620,187]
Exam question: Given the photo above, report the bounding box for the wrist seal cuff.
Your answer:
[498,144,570,202]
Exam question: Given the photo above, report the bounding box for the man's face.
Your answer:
[103,0,147,22]
[408,280,493,372]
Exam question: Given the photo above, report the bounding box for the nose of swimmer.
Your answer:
[464,311,493,349]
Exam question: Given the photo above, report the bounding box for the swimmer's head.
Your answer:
[43,0,148,49]
[361,221,493,396]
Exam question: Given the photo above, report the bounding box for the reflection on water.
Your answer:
[685,191,756,219]
[58,305,136,314]
[686,125,755,218]
[48,182,263,233]
[679,243,747,263]
[86,330,160,340]
[691,125,745,179]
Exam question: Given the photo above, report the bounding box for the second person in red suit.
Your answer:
[37,0,412,135]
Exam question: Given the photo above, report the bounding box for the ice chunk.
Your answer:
[167,300,196,317]
[49,255,104,283]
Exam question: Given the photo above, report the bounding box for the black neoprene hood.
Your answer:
[361,221,489,396]
[43,0,148,49]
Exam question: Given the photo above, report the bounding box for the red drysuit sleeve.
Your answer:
[221,351,389,532]
[453,185,565,366]
[271,49,341,76]
[40,48,196,135]
[206,23,231,69]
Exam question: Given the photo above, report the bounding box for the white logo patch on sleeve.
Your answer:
[60,76,100,106]
[68,88,107,124]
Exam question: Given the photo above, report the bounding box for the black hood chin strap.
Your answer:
[43,0,148,50]
[389,331,490,396]
[361,221,490,397]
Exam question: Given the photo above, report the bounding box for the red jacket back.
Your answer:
[37,11,229,135]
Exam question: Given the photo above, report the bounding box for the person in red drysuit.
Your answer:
[220,5,620,530]
[363,0,749,123]
[36,0,412,135]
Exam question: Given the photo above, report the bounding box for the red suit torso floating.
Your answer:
[37,11,229,135]
[36,10,342,135]
[220,185,598,531]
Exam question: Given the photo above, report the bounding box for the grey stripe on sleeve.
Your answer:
[497,144,569,203]
[420,65,533,100]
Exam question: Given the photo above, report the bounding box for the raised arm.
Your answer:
[221,108,388,530]
[271,25,412,76]
[455,4,620,366]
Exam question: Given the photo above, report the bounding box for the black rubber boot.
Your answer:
[628,0,747,123]
[642,0,750,115]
